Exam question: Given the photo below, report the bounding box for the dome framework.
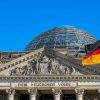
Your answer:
[25,26,96,54]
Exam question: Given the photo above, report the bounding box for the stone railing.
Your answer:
[0,48,44,72]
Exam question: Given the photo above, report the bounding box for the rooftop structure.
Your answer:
[0,26,96,64]
[25,26,96,55]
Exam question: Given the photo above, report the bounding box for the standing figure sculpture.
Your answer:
[28,60,37,74]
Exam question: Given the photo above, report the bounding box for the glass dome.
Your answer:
[25,26,96,54]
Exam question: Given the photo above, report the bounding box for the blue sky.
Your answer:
[0,0,100,51]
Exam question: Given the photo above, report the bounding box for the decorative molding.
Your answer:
[0,75,99,81]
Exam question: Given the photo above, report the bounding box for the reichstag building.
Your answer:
[0,26,100,100]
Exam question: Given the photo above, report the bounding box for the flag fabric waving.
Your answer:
[82,40,100,65]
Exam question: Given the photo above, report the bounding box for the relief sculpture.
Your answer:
[10,53,80,75]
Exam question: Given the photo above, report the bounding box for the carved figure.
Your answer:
[10,53,80,76]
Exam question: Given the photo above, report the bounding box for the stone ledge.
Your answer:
[0,75,99,81]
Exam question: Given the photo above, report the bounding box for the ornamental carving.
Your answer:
[52,88,62,95]
[6,89,15,95]
[75,88,84,95]
[10,52,81,75]
[28,88,37,95]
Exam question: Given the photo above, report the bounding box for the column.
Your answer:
[6,89,15,100]
[15,94,19,100]
[37,94,40,100]
[75,89,84,100]
[28,88,37,100]
[98,89,100,100]
[52,88,62,100]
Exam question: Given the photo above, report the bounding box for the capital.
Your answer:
[6,88,15,95]
[75,88,84,95]
[28,88,37,95]
[52,88,62,95]
[98,88,100,93]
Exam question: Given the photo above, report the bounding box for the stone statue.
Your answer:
[28,60,37,74]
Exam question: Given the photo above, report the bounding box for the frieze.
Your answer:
[0,77,100,89]
[78,82,100,86]
[11,82,77,88]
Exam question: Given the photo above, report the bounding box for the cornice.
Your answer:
[0,75,99,81]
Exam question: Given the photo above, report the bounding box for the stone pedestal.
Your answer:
[75,89,84,100]
[28,88,37,100]
[6,89,15,100]
[52,88,62,100]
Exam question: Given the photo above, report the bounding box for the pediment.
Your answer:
[9,55,83,76]
[0,52,90,76]
[0,48,96,76]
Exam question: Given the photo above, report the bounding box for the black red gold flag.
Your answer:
[82,40,100,65]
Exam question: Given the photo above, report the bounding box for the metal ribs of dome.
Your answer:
[25,26,96,53]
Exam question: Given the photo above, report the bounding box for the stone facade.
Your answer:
[0,48,100,100]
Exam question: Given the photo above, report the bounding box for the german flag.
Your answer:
[82,40,100,65]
